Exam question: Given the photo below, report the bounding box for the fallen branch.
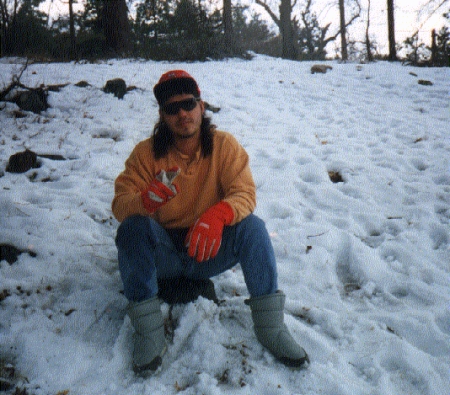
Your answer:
[0,60,50,114]
[0,60,29,102]
[306,231,329,239]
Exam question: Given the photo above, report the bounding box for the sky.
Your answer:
[40,0,450,55]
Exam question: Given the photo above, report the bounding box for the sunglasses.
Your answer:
[162,98,199,115]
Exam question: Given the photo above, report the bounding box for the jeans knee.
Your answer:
[238,214,268,237]
[116,215,149,247]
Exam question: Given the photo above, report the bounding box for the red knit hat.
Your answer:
[153,70,201,106]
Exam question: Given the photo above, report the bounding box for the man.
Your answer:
[112,70,309,375]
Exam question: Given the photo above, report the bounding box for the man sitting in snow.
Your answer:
[112,70,309,374]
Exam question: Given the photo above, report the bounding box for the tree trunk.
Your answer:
[223,0,233,53]
[151,0,158,43]
[430,29,437,65]
[387,0,397,61]
[68,0,77,60]
[365,0,373,61]
[255,0,297,60]
[0,0,7,56]
[103,0,130,55]
[339,0,348,61]
[279,0,296,59]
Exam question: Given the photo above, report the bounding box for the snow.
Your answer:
[0,56,449,395]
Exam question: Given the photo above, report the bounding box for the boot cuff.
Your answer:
[245,290,285,310]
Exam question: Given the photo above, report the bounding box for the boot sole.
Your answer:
[133,344,167,375]
[278,354,310,369]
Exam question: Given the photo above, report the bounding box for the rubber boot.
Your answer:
[127,296,167,374]
[245,291,310,368]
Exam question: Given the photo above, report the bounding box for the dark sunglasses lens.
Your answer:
[163,98,197,115]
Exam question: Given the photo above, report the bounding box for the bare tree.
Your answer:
[299,0,331,58]
[338,0,361,61]
[387,0,397,60]
[255,0,297,59]
[307,0,360,59]
[256,0,361,60]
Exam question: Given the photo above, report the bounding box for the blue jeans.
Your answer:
[115,214,278,302]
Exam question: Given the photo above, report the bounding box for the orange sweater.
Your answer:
[112,130,256,228]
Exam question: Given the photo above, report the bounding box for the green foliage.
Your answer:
[432,26,449,66]
[401,27,449,67]
[169,0,211,38]
[1,0,51,56]
[401,35,429,65]
[232,6,276,55]
[132,0,261,60]
[80,0,104,34]
[134,0,172,41]
[0,0,274,61]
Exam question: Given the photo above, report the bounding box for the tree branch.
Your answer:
[255,0,280,27]
[412,0,449,37]
[344,1,361,29]
[325,0,361,42]
[0,60,29,102]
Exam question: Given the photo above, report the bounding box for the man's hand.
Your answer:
[141,167,180,213]
[186,201,234,262]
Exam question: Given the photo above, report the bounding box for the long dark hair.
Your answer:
[152,115,215,159]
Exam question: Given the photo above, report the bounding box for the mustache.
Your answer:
[176,117,193,126]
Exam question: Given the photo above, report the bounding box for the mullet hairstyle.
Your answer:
[152,115,216,159]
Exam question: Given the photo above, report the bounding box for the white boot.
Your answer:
[127,296,166,374]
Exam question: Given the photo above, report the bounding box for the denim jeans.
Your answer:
[115,214,278,302]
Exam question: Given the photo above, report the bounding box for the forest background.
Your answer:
[0,0,449,66]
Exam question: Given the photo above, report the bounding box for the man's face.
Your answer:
[160,94,205,140]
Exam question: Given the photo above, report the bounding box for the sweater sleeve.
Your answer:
[112,141,154,222]
[217,133,256,225]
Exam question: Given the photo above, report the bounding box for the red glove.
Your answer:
[186,201,234,262]
[141,167,180,214]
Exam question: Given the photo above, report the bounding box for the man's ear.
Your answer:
[199,100,205,114]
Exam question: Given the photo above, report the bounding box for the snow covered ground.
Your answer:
[0,56,449,395]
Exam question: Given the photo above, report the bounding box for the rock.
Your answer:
[328,171,344,183]
[0,244,36,264]
[418,79,433,86]
[75,80,91,88]
[46,83,69,92]
[311,64,333,74]
[204,101,221,113]
[6,149,39,173]
[103,78,127,99]
[15,88,49,113]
